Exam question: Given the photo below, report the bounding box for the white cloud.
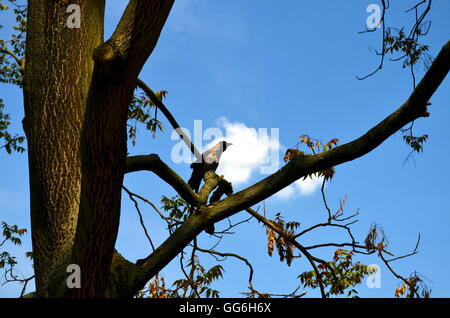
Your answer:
[210,118,280,186]
[273,176,324,200]
[199,117,323,198]
[274,185,296,201]
[295,176,324,196]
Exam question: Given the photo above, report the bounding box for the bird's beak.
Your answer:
[226,142,233,147]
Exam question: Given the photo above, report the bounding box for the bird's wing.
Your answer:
[188,162,204,193]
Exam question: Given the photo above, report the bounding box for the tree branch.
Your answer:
[198,172,223,204]
[94,0,175,77]
[136,79,202,161]
[196,246,255,292]
[122,186,156,251]
[125,154,200,206]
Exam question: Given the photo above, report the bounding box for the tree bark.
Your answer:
[23,0,106,296]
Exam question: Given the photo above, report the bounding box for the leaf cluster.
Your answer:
[127,90,166,145]
[0,0,26,86]
[384,27,432,69]
[0,99,25,154]
[173,259,223,298]
[265,213,300,267]
[161,195,190,222]
[403,134,428,153]
[0,221,27,271]
[299,249,377,298]
[139,263,223,298]
[395,272,431,298]
[284,135,339,182]
[364,223,388,253]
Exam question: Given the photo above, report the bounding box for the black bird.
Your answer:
[188,140,232,193]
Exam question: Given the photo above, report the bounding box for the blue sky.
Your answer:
[1,0,449,298]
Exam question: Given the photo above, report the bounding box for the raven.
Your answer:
[188,140,232,193]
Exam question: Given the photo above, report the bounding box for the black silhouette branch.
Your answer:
[125,154,200,206]
[377,235,425,298]
[196,246,255,292]
[122,186,156,251]
[357,0,389,80]
[178,238,201,298]
[136,79,202,161]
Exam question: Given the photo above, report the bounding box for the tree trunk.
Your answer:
[23,0,174,297]
[23,0,105,296]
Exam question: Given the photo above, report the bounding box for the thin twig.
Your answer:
[196,246,255,291]
[122,186,155,251]
[136,79,202,161]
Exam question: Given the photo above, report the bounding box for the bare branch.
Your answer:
[125,154,200,206]
[320,179,332,222]
[122,186,155,251]
[212,216,253,236]
[1,269,35,298]
[196,246,255,292]
[379,252,422,298]
[179,239,201,298]
[385,234,420,263]
[357,0,388,80]
[136,79,202,161]
[305,242,366,251]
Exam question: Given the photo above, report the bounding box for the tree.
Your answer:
[0,0,449,298]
